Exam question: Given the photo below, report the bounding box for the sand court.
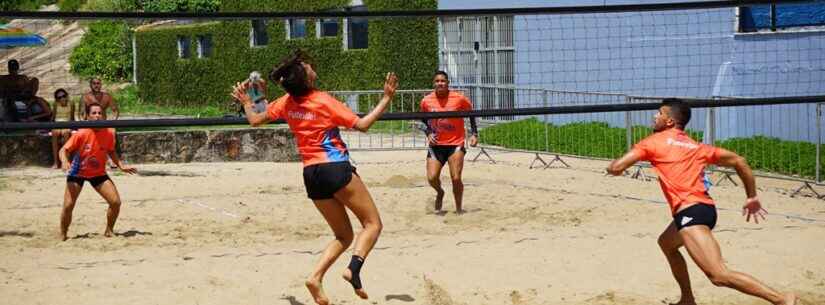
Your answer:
[1,149,824,305]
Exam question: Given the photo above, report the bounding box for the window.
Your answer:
[344,5,368,50]
[739,1,825,32]
[250,20,268,46]
[177,36,191,59]
[438,16,515,121]
[317,18,339,38]
[286,19,307,39]
[196,35,212,58]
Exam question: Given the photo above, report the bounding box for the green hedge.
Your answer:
[141,0,220,13]
[134,0,437,112]
[479,118,821,180]
[717,136,819,179]
[79,0,137,11]
[0,0,56,22]
[58,0,85,12]
[480,118,646,159]
[0,0,57,11]
[69,20,133,82]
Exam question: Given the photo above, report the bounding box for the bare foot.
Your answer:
[51,163,60,169]
[668,300,696,305]
[305,278,330,305]
[342,268,369,299]
[60,234,68,241]
[434,190,444,211]
[104,230,114,238]
[778,292,798,305]
[455,209,465,215]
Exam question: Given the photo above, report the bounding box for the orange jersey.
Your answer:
[420,91,473,146]
[267,90,359,167]
[632,128,721,215]
[64,128,115,178]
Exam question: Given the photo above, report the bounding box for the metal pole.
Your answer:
[817,103,822,183]
[544,90,549,152]
[706,97,718,173]
[132,32,138,84]
[625,96,632,151]
[706,98,717,145]
[770,4,777,32]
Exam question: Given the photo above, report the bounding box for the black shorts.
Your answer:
[67,175,111,188]
[673,203,717,231]
[427,145,466,165]
[303,161,356,200]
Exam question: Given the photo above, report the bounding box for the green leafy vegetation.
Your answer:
[69,21,133,82]
[480,118,819,179]
[133,0,437,111]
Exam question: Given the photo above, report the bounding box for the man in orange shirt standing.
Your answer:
[420,71,478,213]
[59,103,136,241]
[607,99,797,305]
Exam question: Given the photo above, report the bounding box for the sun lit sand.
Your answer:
[2,149,824,305]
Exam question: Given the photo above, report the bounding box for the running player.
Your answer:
[606,98,797,305]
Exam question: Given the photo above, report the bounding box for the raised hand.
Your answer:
[231,81,252,106]
[383,72,398,99]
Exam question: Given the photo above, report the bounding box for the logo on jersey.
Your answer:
[86,156,101,169]
[433,119,456,131]
[666,138,698,149]
[287,110,316,121]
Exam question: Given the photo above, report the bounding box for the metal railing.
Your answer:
[330,88,823,197]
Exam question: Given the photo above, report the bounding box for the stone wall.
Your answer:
[0,127,299,167]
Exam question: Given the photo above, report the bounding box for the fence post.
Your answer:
[706,98,717,146]
[818,103,822,184]
[625,96,632,152]
[544,90,549,152]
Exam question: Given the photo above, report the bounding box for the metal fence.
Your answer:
[330,88,823,197]
[330,89,431,151]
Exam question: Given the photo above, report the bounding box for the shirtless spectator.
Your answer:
[0,59,40,100]
[81,78,119,120]
[1,59,41,121]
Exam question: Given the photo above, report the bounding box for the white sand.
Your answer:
[1,149,824,305]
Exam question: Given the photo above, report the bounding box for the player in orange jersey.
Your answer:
[607,98,797,305]
[420,71,477,213]
[232,50,398,305]
[58,103,136,241]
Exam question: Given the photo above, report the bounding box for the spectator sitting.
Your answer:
[50,88,75,169]
[1,59,41,122]
[13,96,52,123]
[0,59,40,101]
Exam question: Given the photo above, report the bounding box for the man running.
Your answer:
[607,98,797,305]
